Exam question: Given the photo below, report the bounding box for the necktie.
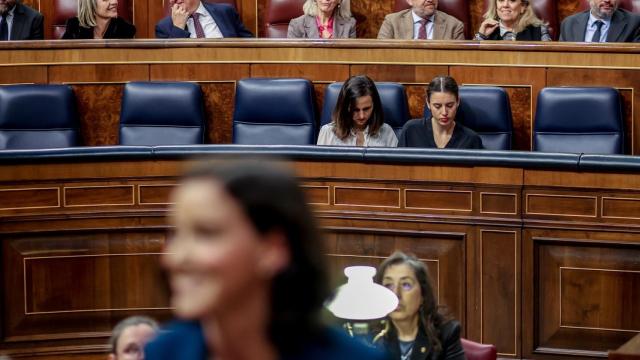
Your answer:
[0,14,8,41]
[191,13,205,38]
[417,19,428,40]
[591,20,604,43]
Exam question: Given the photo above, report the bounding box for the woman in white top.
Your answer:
[317,75,398,147]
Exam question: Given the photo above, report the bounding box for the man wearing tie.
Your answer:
[560,0,640,43]
[156,0,253,38]
[0,0,43,41]
[377,0,464,40]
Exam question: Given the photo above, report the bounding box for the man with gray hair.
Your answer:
[0,0,43,40]
[109,316,159,360]
[560,0,640,42]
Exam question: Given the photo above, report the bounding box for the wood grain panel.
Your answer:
[349,65,448,83]
[481,230,518,356]
[526,194,597,217]
[469,0,485,41]
[134,0,149,38]
[250,64,349,81]
[558,0,583,23]
[148,0,166,39]
[481,193,517,214]
[149,64,250,81]
[334,187,400,207]
[72,84,123,146]
[302,185,330,205]
[139,184,176,205]
[201,82,236,144]
[0,66,47,84]
[0,188,59,211]
[350,0,394,38]
[406,84,427,120]
[49,65,148,84]
[602,197,640,219]
[64,186,134,207]
[405,189,472,211]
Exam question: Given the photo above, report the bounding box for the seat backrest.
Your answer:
[534,87,624,154]
[163,0,237,16]
[320,82,410,137]
[119,82,205,146]
[53,0,133,39]
[233,78,316,145]
[394,0,471,39]
[577,0,640,13]
[0,85,80,149]
[423,86,513,150]
[264,0,306,38]
[461,339,497,360]
[482,0,559,39]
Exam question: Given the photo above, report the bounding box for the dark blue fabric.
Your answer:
[423,86,513,150]
[0,84,79,149]
[579,154,640,172]
[534,87,624,154]
[119,82,205,146]
[0,146,152,162]
[145,320,387,360]
[155,2,253,38]
[320,82,410,137]
[232,78,317,145]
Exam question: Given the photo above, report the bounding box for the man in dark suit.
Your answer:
[156,0,253,38]
[560,0,640,42]
[0,0,43,40]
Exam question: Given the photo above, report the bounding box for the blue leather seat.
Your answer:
[423,87,513,150]
[119,82,205,146]
[320,82,409,137]
[233,78,316,145]
[0,85,79,149]
[534,87,624,154]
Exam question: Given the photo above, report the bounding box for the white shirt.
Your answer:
[317,123,398,147]
[411,11,434,40]
[1,5,15,40]
[584,12,611,42]
[187,2,223,38]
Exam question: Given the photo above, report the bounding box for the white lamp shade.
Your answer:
[326,266,398,320]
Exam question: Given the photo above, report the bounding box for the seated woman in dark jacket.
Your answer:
[63,0,135,39]
[398,76,483,149]
[475,0,550,41]
[374,251,465,360]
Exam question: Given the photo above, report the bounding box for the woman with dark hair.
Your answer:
[374,251,465,360]
[62,0,135,39]
[318,75,398,147]
[398,76,482,149]
[145,160,386,360]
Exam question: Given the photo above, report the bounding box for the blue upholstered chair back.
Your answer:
[233,78,316,145]
[534,87,624,154]
[119,82,206,146]
[0,84,79,149]
[320,82,410,137]
[423,86,513,150]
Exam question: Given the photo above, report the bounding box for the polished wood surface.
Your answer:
[610,334,640,360]
[1,40,640,153]
[1,154,639,359]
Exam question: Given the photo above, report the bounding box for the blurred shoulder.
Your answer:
[436,10,464,25]
[145,320,207,360]
[290,327,387,360]
[384,8,412,21]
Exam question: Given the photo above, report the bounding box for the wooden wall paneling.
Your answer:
[0,66,47,85]
[349,0,394,39]
[148,0,165,38]
[450,66,546,151]
[557,0,584,24]
[546,68,640,155]
[257,0,266,37]
[48,65,149,84]
[33,0,55,40]
[468,0,485,40]
[238,0,259,36]
[134,0,149,38]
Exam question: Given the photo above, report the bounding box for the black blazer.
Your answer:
[10,1,43,40]
[62,17,136,39]
[559,9,640,42]
[486,24,544,41]
[379,320,465,360]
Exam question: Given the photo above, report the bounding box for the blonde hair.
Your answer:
[484,0,545,34]
[78,0,98,28]
[303,0,351,19]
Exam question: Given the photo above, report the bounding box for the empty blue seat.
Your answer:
[233,78,316,145]
[534,87,624,154]
[320,82,409,137]
[423,86,513,150]
[0,84,79,149]
[119,82,206,146]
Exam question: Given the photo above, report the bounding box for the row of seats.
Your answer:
[0,80,625,154]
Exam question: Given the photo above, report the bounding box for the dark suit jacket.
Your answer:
[145,320,389,360]
[287,14,356,39]
[486,24,544,41]
[379,320,465,360]
[155,1,253,38]
[10,1,43,40]
[62,17,136,39]
[559,9,640,42]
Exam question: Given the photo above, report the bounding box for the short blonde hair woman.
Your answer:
[63,0,136,39]
[288,0,356,39]
[475,0,550,41]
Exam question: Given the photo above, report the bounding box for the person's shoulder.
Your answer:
[436,10,463,25]
[402,118,426,130]
[289,14,307,25]
[384,8,411,21]
[456,121,479,137]
[65,17,81,28]
[293,327,387,360]
[16,2,42,16]
[561,9,589,24]
[145,320,206,360]
[615,8,640,23]
[438,319,462,338]
[207,2,237,14]
[115,17,136,37]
